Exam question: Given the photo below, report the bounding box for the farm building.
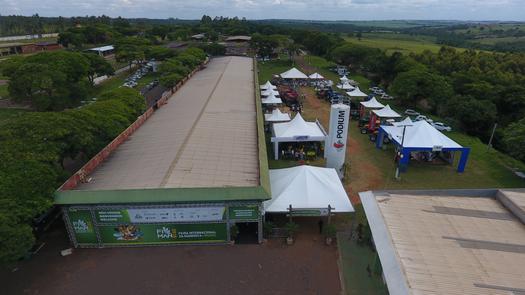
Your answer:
[359,189,525,295]
[55,56,270,247]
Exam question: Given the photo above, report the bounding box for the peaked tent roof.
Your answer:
[340,75,349,82]
[264,109,291,122]
[280,67,308,79]
[309,72,325,79]
[360,97,384,109]
[393,117,414,127]
[261,92,283,104]
[382,120,462,149]
[272,113,326,140]
[265,165,355,213]
[337,82,355,90]
[346,86,368,97]
[260,81,277,90]
[261,89,280,97]
[372,105,401,118]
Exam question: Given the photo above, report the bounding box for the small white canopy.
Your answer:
[264,109,291,122]
[262,92,283,104]
[264,165,355,213]
[337,82,355,90]
[382,120,462,149]
[340,75,349,83]
[360,97,385,109]
[280,67,308,79]
[261,89,280,97]
[309,72,324,79]
[260,81,277,90]
[372,105,401,118]
[272,113,326,140]
[346,87,368,97]
[271,113,327,159]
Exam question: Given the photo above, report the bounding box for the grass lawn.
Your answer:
[258,58,293,82]
[344,33,463,55]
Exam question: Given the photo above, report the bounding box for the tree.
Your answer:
[502,118,525,162]
[84,53,114,85]
[390,69,453,111]
[7,51,91,111]
[115,37,151,70]
[285,41,301,63]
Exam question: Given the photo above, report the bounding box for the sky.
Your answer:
[1,0,525,21]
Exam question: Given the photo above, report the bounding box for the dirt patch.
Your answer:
[0,80,8,86]
[299,85,385,205]
[1,223,341,295]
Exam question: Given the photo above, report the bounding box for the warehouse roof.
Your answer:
[56,56,270,204]
[360,189,525,295]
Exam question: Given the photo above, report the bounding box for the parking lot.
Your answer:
[1,222,341,295]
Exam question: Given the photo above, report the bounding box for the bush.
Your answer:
[284,222,299,238]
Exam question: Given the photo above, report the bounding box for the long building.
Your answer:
[360,189,525,295]
[55,56,270,247]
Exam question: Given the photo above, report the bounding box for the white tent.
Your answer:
[264,165,354,213]
[381,120,461,149]
[261,92,283,104]
[260,81,277,91]
[346,87,368,97]
[340,75,349,83]
[372,105,401,118]
[271,113,327,160]
[393,117,414,127]
[308,72,324,79]
[280,67,308,79]
[360,97,384,109]
[264,109,291,122]
[337,82,355,90]
[261,89,280,97]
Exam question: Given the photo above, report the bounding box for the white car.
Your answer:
[405,109,420,116]
[432,122,452,132]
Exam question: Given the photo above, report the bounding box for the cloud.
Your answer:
[0,0,523,20]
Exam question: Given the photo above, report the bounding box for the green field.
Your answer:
[345,32,455,55]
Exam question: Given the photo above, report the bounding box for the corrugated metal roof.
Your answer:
[73,57,260,191]
[361,190,525,295]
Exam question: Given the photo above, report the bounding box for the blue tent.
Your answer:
[376,120,470,173]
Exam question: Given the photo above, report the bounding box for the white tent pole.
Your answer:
[274,141,279,160]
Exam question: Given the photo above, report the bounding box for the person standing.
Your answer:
[318,219,324,234]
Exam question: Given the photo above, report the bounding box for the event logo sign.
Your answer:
[96,207,226,224]
[68,209,97,244]
[99,223,228,244]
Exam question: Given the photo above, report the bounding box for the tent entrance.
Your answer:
[235,222,258,244]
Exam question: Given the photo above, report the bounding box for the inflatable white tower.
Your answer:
[325,103,350,178]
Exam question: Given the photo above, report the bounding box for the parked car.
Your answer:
[432,122,452,132]
[414,115,428,122]
[405,109,420,116]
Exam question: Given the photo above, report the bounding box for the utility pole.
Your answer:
[487,123,497,151]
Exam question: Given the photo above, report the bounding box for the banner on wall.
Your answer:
[98,223,228,244]
[68,209,98,244]
[95,207,226,224]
